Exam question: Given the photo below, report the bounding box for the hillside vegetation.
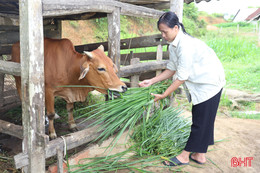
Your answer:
[62,3,207,45]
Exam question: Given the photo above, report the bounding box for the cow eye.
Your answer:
[98,67,106,72]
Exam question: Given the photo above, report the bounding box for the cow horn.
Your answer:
[83,51,93,59]
[98,45,104,51]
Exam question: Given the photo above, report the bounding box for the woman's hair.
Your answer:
[157,11,190,36]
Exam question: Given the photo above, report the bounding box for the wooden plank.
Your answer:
[0,102,21,114]
[121,51,169,65]
[3,95,20,105]
[0,24,58,45]
[0,119,23,139]
[0,32,19,44]
[108,7,121,70]
[0,60,21,76]
[3,89,18,97]
[141,2,170,10]
[42,0,163,18]
[0,24,57,32]
[0,45,12,55]
[43,0,115,17]
[19,0,46,172]
[14,125,101,169]
[75,34,167,52]
[44,30,61,39]
[0,25,19,31]
[119,60,169,77]
[3,96,20,105]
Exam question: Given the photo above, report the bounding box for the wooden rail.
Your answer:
[120,60,168,77]
[75,34,167,52]
[0,119,23,139]
[42,0,163,18]
[14,125,102,169]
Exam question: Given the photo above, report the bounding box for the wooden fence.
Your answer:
[0,34,170,170]
[0,0,174,172]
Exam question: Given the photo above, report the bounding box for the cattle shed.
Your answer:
[0,0,210,172]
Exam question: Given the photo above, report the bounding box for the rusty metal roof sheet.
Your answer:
[245,8,260,21]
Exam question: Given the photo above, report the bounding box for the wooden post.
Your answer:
[108,7,121,72]
[57,148,64,173]
[19,0,46,172]
[170,0,184,105]
[56,20,62,39]
[0,56,4,107]
[170,0,183,22]
[156,40,163,76]
[130,54,140,87]
[258,21,260,47]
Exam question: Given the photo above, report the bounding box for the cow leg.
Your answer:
[14,76,22,99]
[67,103,78,132]
[45,90,57,139]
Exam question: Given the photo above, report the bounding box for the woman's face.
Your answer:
[158,23,179,42]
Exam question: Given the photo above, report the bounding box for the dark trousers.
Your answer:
[184,89,222,153]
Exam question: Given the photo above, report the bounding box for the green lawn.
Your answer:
[201,25,260,93]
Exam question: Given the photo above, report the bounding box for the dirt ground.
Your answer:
[149,114,260,173]
[1,89,260,173]
[61,112,259,173]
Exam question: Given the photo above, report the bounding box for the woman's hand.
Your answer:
[139,79,153,87]
[151,93,166,102]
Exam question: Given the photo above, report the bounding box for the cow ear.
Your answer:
[83,51,93,59]
[78,62,89,80]
[97,45,104,52]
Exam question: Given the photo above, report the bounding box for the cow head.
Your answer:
[79,45,127,95]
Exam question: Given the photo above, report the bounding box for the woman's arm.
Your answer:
[139,69,175,87]
[152,79,184,102]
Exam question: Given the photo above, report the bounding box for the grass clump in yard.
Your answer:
[131,107,191,157]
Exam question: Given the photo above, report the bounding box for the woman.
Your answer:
[139,11,225,166]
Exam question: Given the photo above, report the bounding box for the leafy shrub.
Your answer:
[182,3,207,37]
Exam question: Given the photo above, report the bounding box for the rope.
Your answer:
[60,136,67,163]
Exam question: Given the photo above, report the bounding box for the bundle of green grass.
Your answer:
[72,80,191,172]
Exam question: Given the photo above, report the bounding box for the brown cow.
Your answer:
[11,38,127,139]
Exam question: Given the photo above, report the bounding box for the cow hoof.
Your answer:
[49,133,57,140]
[54,113,60,119]
[69,126,79,132]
